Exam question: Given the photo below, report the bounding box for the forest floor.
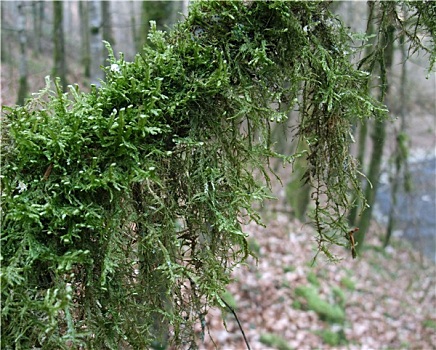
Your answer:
[195,212,436,350]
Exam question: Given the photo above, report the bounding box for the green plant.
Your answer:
[423,319,436,329]
[259,333,293,350]
[1,1,393,348]
[340,277,356,291]
[295,285,345,324]
[314,328,347,346]
[332,286,346,308]
[307,271,320,287]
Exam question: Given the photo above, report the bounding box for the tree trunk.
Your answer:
[1,1,8,62]
[89,0,103,85]
[102,1,115,45]
[79,1,91,78]
[384,13,410,248]
[355,6,396,252]
[130,1,139,52]
[140,1,177,47]
[31,1,43,56]
[16,2,28,105]
[348,2,376,226]
[53,0,67,90]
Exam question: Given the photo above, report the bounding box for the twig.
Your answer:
[221,298,251,350]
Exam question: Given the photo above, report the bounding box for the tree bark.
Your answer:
[53,0,67,90]
[16,2,28,105]
[102,1,115,45]
[348,2,376,226]
[384,12,410,248]
[355,6,396,252]
[89,0,103,85]
[140,1,178,47]
[79,1,91,78]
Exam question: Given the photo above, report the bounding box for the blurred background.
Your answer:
[1,1,435,349]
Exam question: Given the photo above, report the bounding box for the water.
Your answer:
[374,156,436,262]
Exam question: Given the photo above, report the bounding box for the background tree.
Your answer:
[89,0,103,85]
[16,1,28,105]
[53,0,67,90]
[79,1,91,79]
[140,1,180,47]
[102,1,115,46]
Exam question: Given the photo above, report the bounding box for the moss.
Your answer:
[307,271,320,287]
[332,286,346,308]
[295,285,345,324]
[423,319,436,329]
[259,333,293,350]
[314,329,347,346]
[283,265,295,273]
[340,277,356,291]
[291,300,302,310]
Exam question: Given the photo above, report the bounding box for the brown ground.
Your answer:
[196,213,436,350]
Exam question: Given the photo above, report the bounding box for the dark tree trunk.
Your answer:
[16,2,28,105]
[53,0,67,90]
[79,1,91,78]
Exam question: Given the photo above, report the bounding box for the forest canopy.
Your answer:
[1,1,435,349]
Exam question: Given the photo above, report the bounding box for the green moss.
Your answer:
[259,333,293,350]
[283,265,295,273]
[1,0,397,347]
[307,271,320,287]
[340,277,356,291]
[295,285,345,324]
[332,286,346,308]
[423,319,436,329]
[314,329,347,346]
[291,300,302,310]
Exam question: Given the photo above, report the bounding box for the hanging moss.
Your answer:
[1,1,390,348]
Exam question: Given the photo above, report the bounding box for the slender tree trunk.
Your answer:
[1,1,8,62]
[182,0,190,17]
[384,16,410,248]
[355,7,396,252]
[16,2,28,105]
[130,1,139,52]
[89,0,103,85]
[102,1,115,45]
[348,2,376,226]
[140,1,177,47]
[79,1,91,78]
[53,0,67,90]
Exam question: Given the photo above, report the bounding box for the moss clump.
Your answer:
[1,1,385,348]
[295,285,345,324]
[340,276,356,291]
[315,328,347,346]
[259,333,293,350]
[307,271,320,287]
[423,319,436,329]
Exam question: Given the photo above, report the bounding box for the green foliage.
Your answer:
[294,285,345,324]
[307,271,320,287]
[423,319,436,329]
[1,1,389,348]
[340,276,356,291]
[314,328,347,346]
[259,333,293,350]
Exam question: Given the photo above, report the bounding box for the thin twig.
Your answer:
[221,298,251,350]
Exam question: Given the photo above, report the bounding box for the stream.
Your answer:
[374,154,436,262]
